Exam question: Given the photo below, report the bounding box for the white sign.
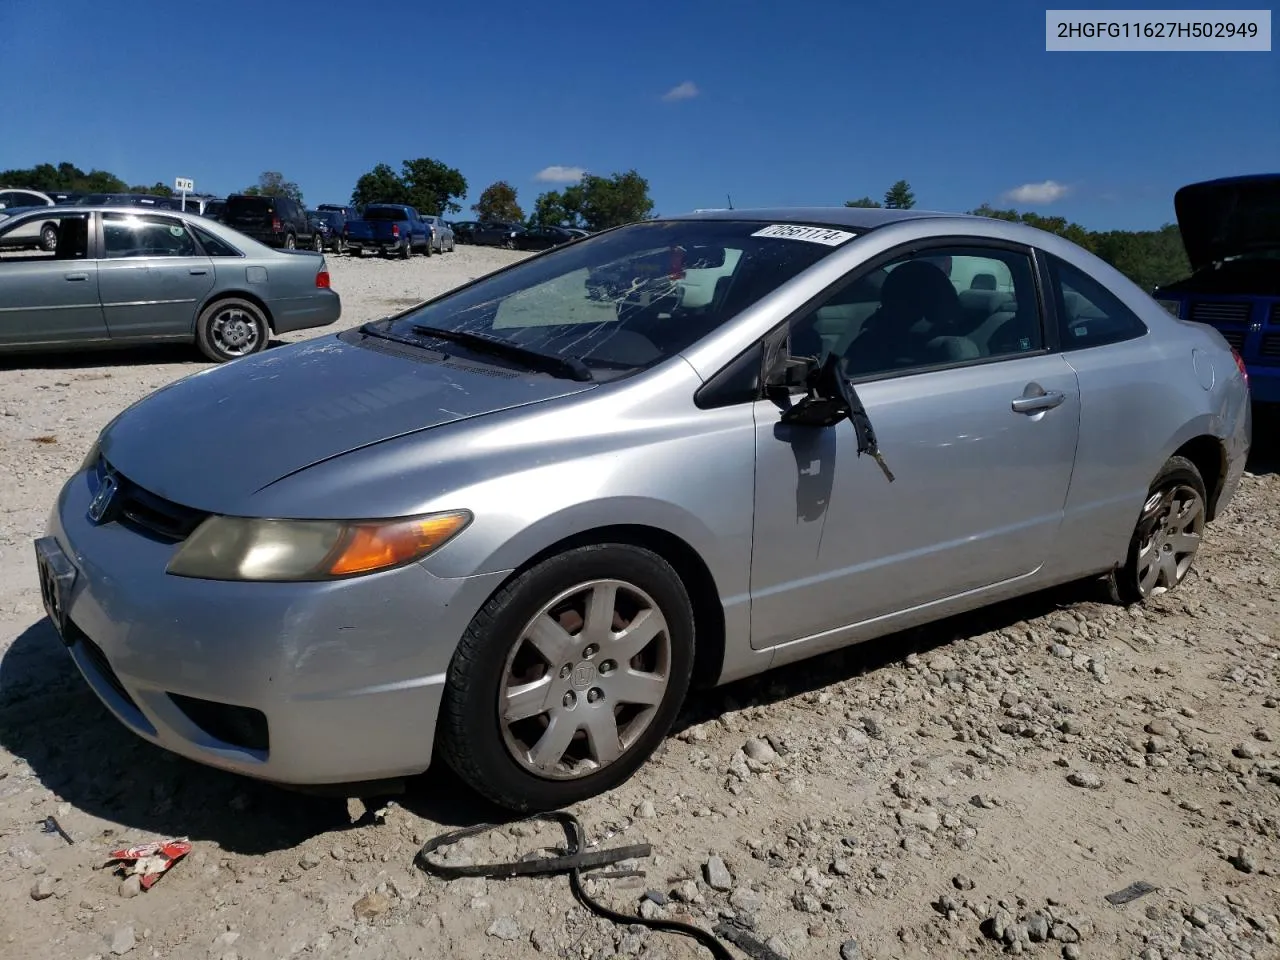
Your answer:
[174,177,194,193]
[751,223,856,246]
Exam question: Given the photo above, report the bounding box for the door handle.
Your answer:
[188,268,208,275]
[1011,390,1066,414]
[64,273,89,281]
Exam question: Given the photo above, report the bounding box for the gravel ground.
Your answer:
[1,248,1278,960]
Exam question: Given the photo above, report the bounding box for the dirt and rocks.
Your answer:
[1,248,1278,960]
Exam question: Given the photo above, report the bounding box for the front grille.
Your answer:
[1189,301,1252,325]
[1270,302,1280,325]
[94,457,209,542]
[1261,334,1280,358]
[73,624,140,712]
[1219,329,1246,351]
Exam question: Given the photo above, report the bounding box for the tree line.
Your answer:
[2,162,1191,291]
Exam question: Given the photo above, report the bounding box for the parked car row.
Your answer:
[451,220,590,250]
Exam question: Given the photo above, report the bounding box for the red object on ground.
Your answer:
[107,838,193,889]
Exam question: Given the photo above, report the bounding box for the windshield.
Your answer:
[385,219,856,378]
[364,207,408,221]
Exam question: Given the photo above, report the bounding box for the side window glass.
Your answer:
[103,214,199,259]
[1049,254,1148,348]
[0,212,90,261]
[790,245,1043,380]
[190,223,242,257]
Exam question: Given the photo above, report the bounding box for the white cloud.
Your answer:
[1002,180,1070,204]
[662,81,700,101]
[533,165,586,183]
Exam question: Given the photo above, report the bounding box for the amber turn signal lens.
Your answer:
[326,512,471,576]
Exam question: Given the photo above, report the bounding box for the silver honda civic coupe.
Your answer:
[35,207,1251,810]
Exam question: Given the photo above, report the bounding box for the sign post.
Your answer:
[174,177,194,212]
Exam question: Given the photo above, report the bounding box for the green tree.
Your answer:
[130,182,174,197]
[0,161,127,193]
[531,187,586,227]
[883,180,915,209]
[244,170,303,205]
[574,170,654,231]
[844,196,882,208]
[400,158,467,216]
[473,180,524,222]
[351,162,410,208]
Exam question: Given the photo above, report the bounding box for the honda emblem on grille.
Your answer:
[87,474,119,524]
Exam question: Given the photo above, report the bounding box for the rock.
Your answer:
[1227,846,1256,873]
[118,875,141,899]
[704,855,733,891]
[792,891,821,913]
[730,887,761,914]
[1052,619,1080,636]
[1063,946,1081,960]
[299,852,321,870]
[642,889,669,907]
[485,916,521,941]
[634,799,656,819]
[1027,913,1049,942]
[1050,643,1074,659]
[1233,742,1258,759]
[742,738,777,764]
[839,939,862,960]
[1067,771,1103,789]
[352,892,391,921]
[830,858,854,877]
[952,873,975,891]
[110,925,136,956]
[983,909,1013,941]
[30,876,56,900]
[638,899,663,921]
[896,808,941,833]
[1145,718,1175,737]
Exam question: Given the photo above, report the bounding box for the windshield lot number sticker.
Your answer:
[752,224,856,245]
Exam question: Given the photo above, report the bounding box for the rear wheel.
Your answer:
[400,238,412,259]
[312,233,323,252]
[284,233,297,250]
[195,298,269,363]
[438,544,694,811]
[1105,455,1207,605]
[39,223,58,252]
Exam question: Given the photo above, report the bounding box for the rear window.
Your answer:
[226,197,273,215]
[364,207,408,221]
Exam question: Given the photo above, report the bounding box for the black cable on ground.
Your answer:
[414,810,785,960]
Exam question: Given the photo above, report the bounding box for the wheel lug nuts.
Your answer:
[599,660,616,675]
[582,644,598,659]
[560,664,572,680]
[562,691,576,708]
[587,688,603,704]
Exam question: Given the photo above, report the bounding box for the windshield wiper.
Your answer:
[410,324,593,382]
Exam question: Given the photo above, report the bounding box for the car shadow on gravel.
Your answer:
[0,339,293,371]
[0,619,492,854]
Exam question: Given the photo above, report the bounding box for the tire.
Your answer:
[39,223,58,252]
[425,237,433,257]
[312,233,323,252]
[284,233,297,250]
[438,543,695,811]
[195,298,269,363]
[1105,455,1208,605]
[400,238,412,259]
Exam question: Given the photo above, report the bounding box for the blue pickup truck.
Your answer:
[343,203,433,258]
[1153,173,1279,404]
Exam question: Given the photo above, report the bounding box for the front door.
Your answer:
[0,211,107,348]
[97,212,215,341]
[749,240,1081,650]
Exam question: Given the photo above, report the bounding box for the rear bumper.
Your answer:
[40,467,508,785]
[270,290,342,333]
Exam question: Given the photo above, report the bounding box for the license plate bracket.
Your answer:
[34,536,77,642]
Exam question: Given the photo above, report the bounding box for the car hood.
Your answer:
[1173,174,1280,272]
[99,334,595,515]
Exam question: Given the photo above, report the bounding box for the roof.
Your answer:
[666,205,981,230]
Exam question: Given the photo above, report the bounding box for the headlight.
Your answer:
[166,510,471,581]
[1156,299,1182,318]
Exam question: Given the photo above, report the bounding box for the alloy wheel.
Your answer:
[498,579,671,780]
[209,307,261,357]
[1134,483,1204,596]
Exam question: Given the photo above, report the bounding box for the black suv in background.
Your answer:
[222,194,320,250]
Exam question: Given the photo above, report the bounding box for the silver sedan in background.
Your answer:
[35,207,1250,812]
[0,206,341,362]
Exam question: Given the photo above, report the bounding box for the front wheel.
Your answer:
[195,298,269,362]
[1105,455,1207,605]
[312,234,323,252]
[437,544,694,811]
[39,223,58,252]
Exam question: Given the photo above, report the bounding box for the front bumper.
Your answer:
[39,468,507,785]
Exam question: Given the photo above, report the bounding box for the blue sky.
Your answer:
[1,0,1275,230]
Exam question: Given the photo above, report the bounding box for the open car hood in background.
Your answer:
[1173,174,1280,272]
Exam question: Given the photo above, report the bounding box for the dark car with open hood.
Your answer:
[1153,174,1280,404]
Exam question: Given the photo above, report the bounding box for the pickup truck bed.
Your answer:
[343,204,431,258]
